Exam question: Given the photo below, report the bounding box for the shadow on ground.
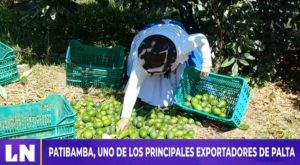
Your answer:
[276,49,300,111]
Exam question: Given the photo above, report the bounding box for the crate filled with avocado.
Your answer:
[174,67,251,127]
[184,93,229,118]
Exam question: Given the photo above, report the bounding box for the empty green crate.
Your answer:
[65,40,125,88]
[174,67,251,127]
[0,94,76,139]
[66,67,124,88]
[0,41,19,85]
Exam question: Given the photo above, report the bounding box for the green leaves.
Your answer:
[232,62,239,76]
[243,53,255,60]
[41,5,50,17]
[50,8,57,21]
[239,59,249,66]
[197,0,263,78]
[221,57,235,67]
[221,56,252,75]
[230,53,254,75]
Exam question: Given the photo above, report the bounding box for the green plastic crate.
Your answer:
[174,67,251,127]
[0,94,76,139]
[0,41,19,85]
[65,40,125,88]
[66,68,123,88]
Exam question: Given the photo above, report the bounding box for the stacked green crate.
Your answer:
[0,94,76,139]
[0,41,19,85]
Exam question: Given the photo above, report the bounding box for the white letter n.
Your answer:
[20,145,35,162]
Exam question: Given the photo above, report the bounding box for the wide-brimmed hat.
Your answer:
[137,34,177,75]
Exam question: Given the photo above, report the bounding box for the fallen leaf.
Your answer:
[239,123,250,130]
[22,69,32,78]
[0,85,8,100]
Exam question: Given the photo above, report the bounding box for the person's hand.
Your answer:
[116,118,130,132]
[201,67,211,77]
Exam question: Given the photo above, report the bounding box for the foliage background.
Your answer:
[0,0,299,86]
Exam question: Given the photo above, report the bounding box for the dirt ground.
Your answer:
[1,64,300,139]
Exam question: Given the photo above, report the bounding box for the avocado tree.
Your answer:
[3,0,298,85]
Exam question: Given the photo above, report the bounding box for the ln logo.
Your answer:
[5,144,35,162]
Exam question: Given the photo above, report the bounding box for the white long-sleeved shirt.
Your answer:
[121,24,212,119]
